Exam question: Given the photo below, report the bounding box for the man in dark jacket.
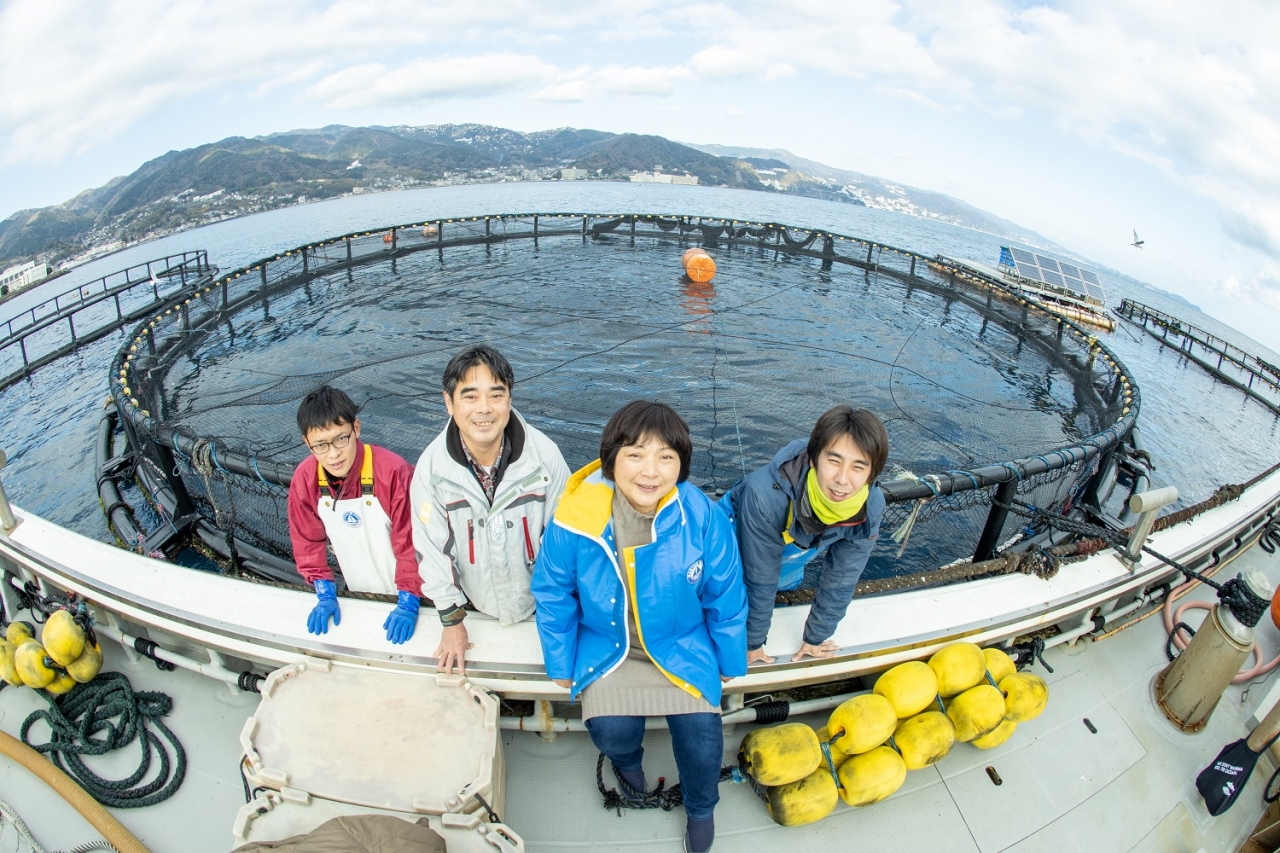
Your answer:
[722,406,889,663]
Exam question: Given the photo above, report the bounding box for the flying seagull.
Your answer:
[1131,229,1144,249]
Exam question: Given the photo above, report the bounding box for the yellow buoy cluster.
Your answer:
[0,611,104,695]
[740,642,1050,826]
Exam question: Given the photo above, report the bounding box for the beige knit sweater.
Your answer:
[580,490,720,721]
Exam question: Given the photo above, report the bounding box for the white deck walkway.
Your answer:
[1,542,1278,852]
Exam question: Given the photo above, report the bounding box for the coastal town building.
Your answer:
[0,260,51,296]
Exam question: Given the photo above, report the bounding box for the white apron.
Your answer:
[317,445,397,593]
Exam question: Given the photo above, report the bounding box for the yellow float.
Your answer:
[946,684,1006,742]
[765,766,839,826]
[826,694,897,755]
[1000,672,1050,722]
[894,711,956,770]
[66,642,104,684]
[982,647,1017,685]
[43,610,87,667]
[0,639,20,686]
[929,643,986,697]
[15,641,57,689]
[739,723,822,786]
[971,719,1017,749]
[874,661,939,718]
[5,621,34,645]
[837,745,907,807]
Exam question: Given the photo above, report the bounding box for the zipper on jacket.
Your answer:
[522,517,535,563]
[467,519,475,564]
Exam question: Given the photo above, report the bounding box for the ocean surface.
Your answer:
[1,181,1276,573]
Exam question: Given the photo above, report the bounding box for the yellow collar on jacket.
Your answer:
[554,459,678,538]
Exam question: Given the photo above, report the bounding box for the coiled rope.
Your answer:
[20,672,186,809]
[595,754,752,815]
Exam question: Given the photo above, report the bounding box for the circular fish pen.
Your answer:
[105,213,1140,593]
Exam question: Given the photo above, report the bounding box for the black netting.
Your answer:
[111,215,1136,580]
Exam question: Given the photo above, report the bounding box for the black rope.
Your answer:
[132,637,175,671]
[1266,764,1280,804]
[20,671,186,808]
[1167,622,1196,661]
[237,671,264,693]
[752,700,790,724]
[997,500,1270,628]
[1010,637,1055,673]
[474,793,500,823]
[595,754,750,816]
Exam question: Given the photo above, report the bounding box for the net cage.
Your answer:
[108,213,1140,590]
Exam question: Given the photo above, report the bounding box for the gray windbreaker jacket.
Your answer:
[411,410,569,625]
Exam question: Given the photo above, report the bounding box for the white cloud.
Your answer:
[5,0,1280,294]
[301,54,560,109]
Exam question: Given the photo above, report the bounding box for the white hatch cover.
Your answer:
[240,659,504,816]
[232,791,523,852]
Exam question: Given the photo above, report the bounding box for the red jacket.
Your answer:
[287,440,419,594]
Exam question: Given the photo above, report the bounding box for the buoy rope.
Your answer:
[19,672,186,809]
[996,499,1270,629]
[0,796,49,853]
[595,754,753,816]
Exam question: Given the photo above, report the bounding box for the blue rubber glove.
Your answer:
[307,579,341,635]
[384,591,420,645]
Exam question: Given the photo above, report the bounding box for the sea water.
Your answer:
[1,181,1275,567]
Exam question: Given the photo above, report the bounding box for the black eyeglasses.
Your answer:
[309,431,353,455]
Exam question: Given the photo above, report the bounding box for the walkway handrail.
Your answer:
[110,213,1140,513]
[1,251,209,338]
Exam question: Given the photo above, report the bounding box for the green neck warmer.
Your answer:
[806,468,868,525]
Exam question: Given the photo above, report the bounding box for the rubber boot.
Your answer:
[613,764,647,805]
[685,816,714,853]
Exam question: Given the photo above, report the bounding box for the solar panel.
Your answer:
[999,246,1106,305]
[1014,260,1044,283]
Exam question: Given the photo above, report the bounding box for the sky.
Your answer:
[2,1,1279,351]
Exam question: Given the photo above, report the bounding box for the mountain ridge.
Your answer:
[0,123,1055,269]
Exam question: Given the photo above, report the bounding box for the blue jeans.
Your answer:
[585,713,724,821]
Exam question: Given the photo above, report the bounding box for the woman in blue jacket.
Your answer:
[532,401,747,853]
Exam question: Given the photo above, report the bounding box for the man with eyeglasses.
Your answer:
[287,385,423,644]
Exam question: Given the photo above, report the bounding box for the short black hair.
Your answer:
[600,400,693,483]
[806,406,890,483]
[442,345,516,397]
[297,386,359,436]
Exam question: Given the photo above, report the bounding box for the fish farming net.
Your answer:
[112,214,1137,584]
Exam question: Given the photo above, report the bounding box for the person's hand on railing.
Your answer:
[307,579,341,634]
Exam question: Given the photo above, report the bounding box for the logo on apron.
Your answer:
[686,559,703,583]
[342,510,362,528]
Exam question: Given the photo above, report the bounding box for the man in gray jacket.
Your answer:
[411,345,569,674]
[721,406,888,663]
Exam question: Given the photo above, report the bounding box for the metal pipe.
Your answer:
[499,691,857,733]
[1125,487,1179,565]
[94,622,249,690]
[1043,595,1148,649]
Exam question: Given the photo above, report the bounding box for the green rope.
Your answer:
[19,671,186,809]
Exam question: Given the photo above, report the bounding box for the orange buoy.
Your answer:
[682,248,716,283]
[423,225,438,237]
[383,231,395,243]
